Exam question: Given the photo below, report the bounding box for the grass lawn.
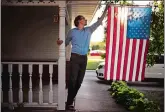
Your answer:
[86,56,104,70]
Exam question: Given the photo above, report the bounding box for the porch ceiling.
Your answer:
[68,0,101,27]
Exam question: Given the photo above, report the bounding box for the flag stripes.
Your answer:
[104,6,149,81]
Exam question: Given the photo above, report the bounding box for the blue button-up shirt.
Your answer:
[65,20,102,55]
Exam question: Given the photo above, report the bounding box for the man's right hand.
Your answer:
[57,38,63,45]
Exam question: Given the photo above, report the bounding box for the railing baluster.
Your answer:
[8,64,13,103]
[1,62,57,106]
[39,64,43,104]
[18,64,23,103]
[49,64,53,104]
[1,64,3,103]
[28,64,33,103]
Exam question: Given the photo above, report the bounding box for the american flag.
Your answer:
[104,6,152,81]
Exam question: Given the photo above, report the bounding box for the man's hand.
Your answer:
[97,2,110,23]
[56,38,63,45]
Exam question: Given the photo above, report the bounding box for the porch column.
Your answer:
[58,0,66,110]
[66,5,72,61]
[66,26,72,61]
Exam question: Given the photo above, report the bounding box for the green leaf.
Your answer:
[128,106,135,110]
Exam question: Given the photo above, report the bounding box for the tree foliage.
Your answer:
[91,42,105,50]
[92,45,100,50]
[147,1,164,66]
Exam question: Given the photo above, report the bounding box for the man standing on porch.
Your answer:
[57,3,109,111]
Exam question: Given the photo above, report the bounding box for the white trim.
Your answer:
[2,102,57,107]
[58,1,66,110]
[1,1,151,7]
[1,1,59,6]
[1,62,57,65]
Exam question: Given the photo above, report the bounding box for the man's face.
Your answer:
[79,17,87,26]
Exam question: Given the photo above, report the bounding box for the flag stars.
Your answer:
[127,7,151,39]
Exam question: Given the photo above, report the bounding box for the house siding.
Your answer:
[2,6,60,61]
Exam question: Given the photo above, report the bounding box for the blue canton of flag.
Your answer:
[127,7,152,39]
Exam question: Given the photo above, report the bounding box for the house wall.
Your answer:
[2,6,60,61]
[2,6,72,82]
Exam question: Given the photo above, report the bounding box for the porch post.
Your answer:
[58,0,66,110]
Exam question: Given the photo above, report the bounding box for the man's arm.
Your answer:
[65,30,72,47]
[89,4,109,33]
[57,30,72,46]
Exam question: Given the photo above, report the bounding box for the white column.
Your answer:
[66,11,72,61]
[49,64,53,104]
[8,64,13,103]
[18,64,23,103]
[28,64,33,103]
[39,64,43,104]
[58,0,66,110]
[1,64,3,103]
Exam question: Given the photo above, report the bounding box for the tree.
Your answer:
[147,1,164,66]
[92,45,100,50]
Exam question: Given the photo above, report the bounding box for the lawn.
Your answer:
[86,56,104,70]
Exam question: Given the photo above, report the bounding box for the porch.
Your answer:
[1,0,101,110]
[2,71,130,112]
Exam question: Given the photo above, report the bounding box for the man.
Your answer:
[57,4,109,111]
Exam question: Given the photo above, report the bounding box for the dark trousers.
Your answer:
[66,53,87,105]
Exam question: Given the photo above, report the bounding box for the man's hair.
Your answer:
[74,15,84,27]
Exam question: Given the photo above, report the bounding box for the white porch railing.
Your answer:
[1,62,58,108]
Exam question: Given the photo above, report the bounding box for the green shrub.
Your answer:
[101,53,106,59]
[110,81,160,112]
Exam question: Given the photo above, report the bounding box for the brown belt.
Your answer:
[71,53,87,57]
